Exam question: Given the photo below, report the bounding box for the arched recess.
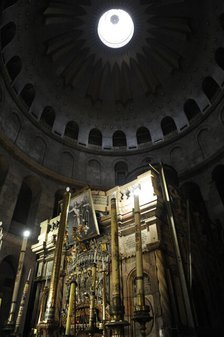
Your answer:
[0,256,16,327]
[202,76,220,103]
[184,99,202,122]
[197,128,212,158]
[215,48,224,71]
[20,83,35,108]
[212,165,224,207]
[180,182,207,214]
[29,136,47,164]
[170,146,185,171]
[161,116,177,137]
[10,176,42,235]
[0,22,16,49]
[0,155,9,193]
[88,128,102,147]
[136,127,151,144]
[6,112,21,142]
[114,161,128,185]
[6,56,22,82]
[40,106,55,130]
[180,182,211,235]
[59,152,74,178]
[126,269,154,336]
[113,130,127,147]
[64,121,79,141]
[87,160,101,185]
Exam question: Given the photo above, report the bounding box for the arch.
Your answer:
[180,182,204,211]
[212,165,224,207]
[20,83,35,108]
[11,176,41,234]
[161,116,177,136]
[64,121,79,141]
[0,155,9,192]
[202,76,220,102]
[88,128,102,147]
[0,22,16,49]
[30,136,47,164]
[113,130,127,147]
[6,56,22,82]
[197,128,211,158]
[136,127,151,144]
[215,48,224,71]
[114,161,128,185]
[126,268,154,336]
[180,182,210,235]
[6,112,21,142]
[170,146,185,170]
[40,106,55,129]
[59,152,74,177]
[87,159,101,185]
[184,99,201,121]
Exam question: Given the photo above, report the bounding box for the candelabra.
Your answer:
[65,275,76,337]
[4,230,31,335]
[14,269,32,336]
[106,197,129,337]
[132,188,151,337]
[101,260,107,337]
[37,187,71,337]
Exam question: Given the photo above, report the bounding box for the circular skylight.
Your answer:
[97,9,134,49]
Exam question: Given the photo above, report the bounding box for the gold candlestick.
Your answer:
[5,230,30,332]
[132,190,151,337]
[65,275,76,337]
[106,197,128,337]
[38,188,71,336]
[134,192,145,310]
[88,262,97,334]
[102,262,107,337]
[14,269,32,335]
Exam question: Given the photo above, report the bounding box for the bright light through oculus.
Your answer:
[97,9,134,48]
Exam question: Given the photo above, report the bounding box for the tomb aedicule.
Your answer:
[30,170,197,337]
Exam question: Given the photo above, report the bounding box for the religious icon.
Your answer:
[67,189,100,242]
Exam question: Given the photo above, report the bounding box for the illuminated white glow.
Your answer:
[97,9,134,48]
[23,230,30,238]
[133,184,141,196]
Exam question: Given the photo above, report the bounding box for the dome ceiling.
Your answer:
[0,0,223,156]
[43,0,191,105]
